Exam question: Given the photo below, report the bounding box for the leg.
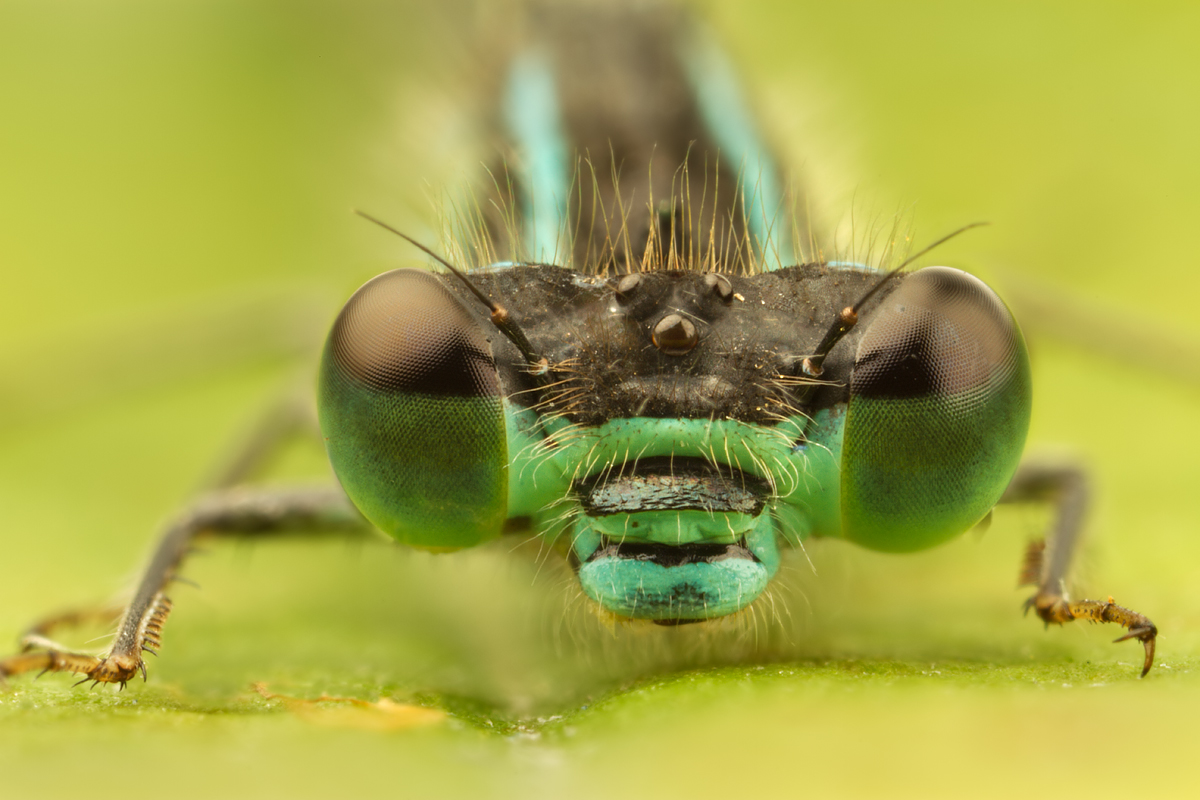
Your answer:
[1,486,366,686]
[3,390,364,687]
[201,388,322,490]
[1000,462,1157,677]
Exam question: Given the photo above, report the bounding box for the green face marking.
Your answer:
[531,417,793,621]
[317,263,1030,622]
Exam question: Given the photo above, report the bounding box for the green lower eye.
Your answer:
[840,267,1032,552]
[317,269,508,550]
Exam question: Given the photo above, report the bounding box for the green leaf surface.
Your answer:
[2,2,1197,798]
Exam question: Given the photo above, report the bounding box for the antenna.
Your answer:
[353,209,549,377]
[797,222,988,384]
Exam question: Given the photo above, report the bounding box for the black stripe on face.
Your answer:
[586,537,759,568]
[576,457,769,515]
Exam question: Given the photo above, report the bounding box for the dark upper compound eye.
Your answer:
[840,267,1032,552]
[326,268,500,398]
[318,268,508,551]
[850,266,1022,401]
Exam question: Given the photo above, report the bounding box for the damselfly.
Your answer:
[0,2,1158,691]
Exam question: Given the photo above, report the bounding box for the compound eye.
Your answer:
[318,269,508,550]
[327,268,500,398]
[841,267,1031,552]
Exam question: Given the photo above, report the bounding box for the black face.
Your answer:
[457,263,889,426]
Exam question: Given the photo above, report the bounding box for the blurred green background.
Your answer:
[2,1,1198,797]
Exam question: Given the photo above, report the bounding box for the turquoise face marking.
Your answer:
[571,506,781,620]
[516,416,803,620]
[578,541,772,621]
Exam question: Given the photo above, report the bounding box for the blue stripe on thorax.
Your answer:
[504,30,795,272]
[679,25,792,272]
[503,51,570,263]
